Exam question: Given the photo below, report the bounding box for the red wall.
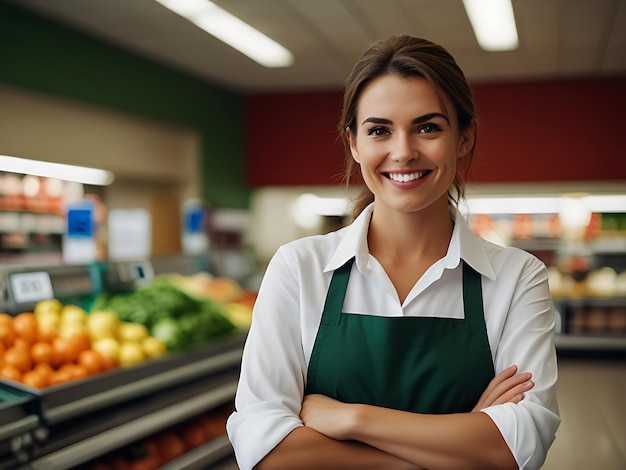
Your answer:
[245,77,626,186]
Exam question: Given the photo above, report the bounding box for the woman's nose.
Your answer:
[390,133,417,163]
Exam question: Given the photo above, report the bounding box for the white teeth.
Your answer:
[387,171,426,182]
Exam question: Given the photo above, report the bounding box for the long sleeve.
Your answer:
[481,251,560,469]
[227,248,308,470]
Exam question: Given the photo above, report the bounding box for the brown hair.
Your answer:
[340,35,478,220]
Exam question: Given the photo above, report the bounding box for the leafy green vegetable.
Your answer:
[91,276,236,352]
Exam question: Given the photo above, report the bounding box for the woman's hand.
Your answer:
[300,394,358,441]
[472,364,534,412]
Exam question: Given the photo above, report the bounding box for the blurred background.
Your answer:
[0,1,625,469]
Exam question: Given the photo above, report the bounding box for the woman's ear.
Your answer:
[457,120,476,160]
[347,127,360,163]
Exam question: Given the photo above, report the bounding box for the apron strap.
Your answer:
[320,258,354,326]
[462,261,488,326]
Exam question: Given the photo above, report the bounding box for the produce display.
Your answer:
[0,304,116,388]
[90,274,251,352]
[0,272,256,389]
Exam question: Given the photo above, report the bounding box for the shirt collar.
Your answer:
[324,203,374,273]
[449,207,497,280]
[324,202,496,280]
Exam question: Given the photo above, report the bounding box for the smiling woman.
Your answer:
[227,35,560,470]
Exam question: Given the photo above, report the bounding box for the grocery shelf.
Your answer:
[555,334,626,353]
[1,332,246,470]
[36,333,246,425]
[26,378,238,470]
[161,434,235,470]
[553,296,626,309]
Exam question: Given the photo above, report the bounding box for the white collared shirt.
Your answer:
[227,203,560,470]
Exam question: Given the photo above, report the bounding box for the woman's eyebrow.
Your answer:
[361,112,449,126]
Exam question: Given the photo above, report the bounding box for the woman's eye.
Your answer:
[418,123,441,134]
[367,126,389,136]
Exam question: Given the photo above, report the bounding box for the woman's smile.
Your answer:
[385,170,431,183]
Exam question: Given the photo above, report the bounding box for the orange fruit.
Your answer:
[49,368,72,386]
[66,330,91,354]
[52,337,79,365]
[21,369,48,389]
[58,363,88,381]
[38,325,58,343]
[0,364,22,382]
[78,349,104,375]
[13,312,38,344]
[3,346,32,373]
[12,337,31,351]
[33,362,54,383]
[31,341,55,365]
[0,322,16,348]
[100,354,118,372]
[0,313,13,325]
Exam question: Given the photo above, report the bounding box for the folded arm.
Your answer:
[297,365,531,469]
[256,426,422,470]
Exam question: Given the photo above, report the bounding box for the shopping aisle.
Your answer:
[542,357,626,469]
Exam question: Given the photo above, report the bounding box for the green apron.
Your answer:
[306,258,494,414]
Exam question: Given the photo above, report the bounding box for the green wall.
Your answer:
[0,2,249,209]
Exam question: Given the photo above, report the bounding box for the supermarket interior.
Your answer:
[1,1,625,469]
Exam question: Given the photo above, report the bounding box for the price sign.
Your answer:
[67,208,95,238]
[128,261,154,286]
[9,272,54,304]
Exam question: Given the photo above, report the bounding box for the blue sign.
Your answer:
[67,205,95,238]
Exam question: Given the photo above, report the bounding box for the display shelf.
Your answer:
[0,333,245,470]
[26,375,238,470]
[555,334,626,352]
[0,385,39,470]
[39,334,244,426]
[553,296,626,309]
[161,434,235,470]
[1,257,247,469]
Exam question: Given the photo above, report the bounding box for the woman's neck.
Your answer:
[366,200,454,303]
[367,201,454,263]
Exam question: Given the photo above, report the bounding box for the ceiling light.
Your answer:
[155,0,294,68]
[0,155,114,186]
[462,0,519,51]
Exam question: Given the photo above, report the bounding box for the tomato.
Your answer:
[181,421,205,449]
[155,432,186,463]
[106,456,130,470]
[139,439,161,468]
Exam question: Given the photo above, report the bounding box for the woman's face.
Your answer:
[348,74,473,216]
